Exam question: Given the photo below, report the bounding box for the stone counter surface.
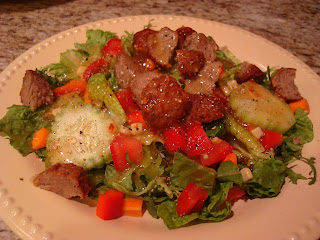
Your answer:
[0,0,319,239]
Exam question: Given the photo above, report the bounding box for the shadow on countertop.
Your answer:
[0,0,75,13]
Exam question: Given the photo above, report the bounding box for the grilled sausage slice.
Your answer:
[235,62,266,83]
[176,49,205,78]
[114,53,144,89]
[20,70,53,110]
[271,68,302,102]
[147,27,179,69]
[133,28,157,61]
[33,163,93,199]
[176,26,196,49]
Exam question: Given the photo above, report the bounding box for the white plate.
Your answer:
[0,15,320,240]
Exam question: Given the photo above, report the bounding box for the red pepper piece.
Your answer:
[103,38,124,56]
[164,126,186,152]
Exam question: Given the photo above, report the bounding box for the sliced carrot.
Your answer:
[32,127,51,150]
[83,87,92,104]
[53,80,87,96]
[123,197,143,217]
[221,152,237,165]
[289,98,310,114]
[226,185,246,202]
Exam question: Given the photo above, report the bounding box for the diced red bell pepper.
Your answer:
[53,80,87,96]
[164,126,186,152]
[226,185,246,202]
[176,182,208,216]
[259,130,284,151]
[96,189,124,220]
[103,38,124,56]
[200,140,235,166]
[127,110,146,126]
[114,89,139,114]
[82,58,109,82]
[110,135,144,172]
[185,122,212,158]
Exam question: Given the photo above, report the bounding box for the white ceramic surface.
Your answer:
[0,15,319,240]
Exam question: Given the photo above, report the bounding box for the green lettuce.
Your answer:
[121,31,134,56]
[170,152,216,194]
[0,105,47,156]
[217,161,243,184]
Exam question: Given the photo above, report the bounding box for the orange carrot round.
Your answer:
[289,98,310,114]
[32,128,51,150]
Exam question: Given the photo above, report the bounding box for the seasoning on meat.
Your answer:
[20,70,53,110]
[33,163,93,199]
[187,92,225,123]
[184,61,223,96]
[176,26,196,49]
[114,53,144,89]
[147,27,179,69]
[271,68,302,102]
[235,62,266,83]
[176,49,205,78]
[133,28,157,61]
[182,32,218,61]
[140,75,190,129]
[130,71,160,105]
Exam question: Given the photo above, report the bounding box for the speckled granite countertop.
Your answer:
[0,0,319,239]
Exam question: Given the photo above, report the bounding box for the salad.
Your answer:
[0,22,316,229]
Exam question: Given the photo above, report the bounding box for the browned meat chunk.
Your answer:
[130,71,160,105]
[176,26,196,49]
[184,61,223,95]
[20,70,53,110]
[114,53,144,89]
[140,75,190,129]
[33,163,93,199]
[187,92,225,123]
[176,49,205,78]
[147,27,179,69]
[235,62,266,83]
[133,28,157,61]
[182,32,218,61]
[271,68,302,102]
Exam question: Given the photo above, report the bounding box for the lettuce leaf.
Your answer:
[170,152,216,194]
[242,159,286,197]
[217,161,243,184]
[0,105,47,156]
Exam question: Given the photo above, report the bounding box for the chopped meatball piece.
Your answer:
[176,49,205,78]
[187,92,226,123]
[147,27,179,69]
[133,28,157,61]
[20,70,53,110]
[140,75,190,129]
[33,163,93,199]
[182,32,218,61]
[176,26,196,49]
[271,68,302,102]
[235,62,266,83]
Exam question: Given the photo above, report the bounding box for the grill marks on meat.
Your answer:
[33,163,93,199]
[114,53,144,89]
[235,62,266,83]
[271,68,302,102]
[182,32,218,62]
[176,50,205,78]
[147,27,178,69]
[133,28,156,61]
[140,75,190,129]
[184,61,223,96]
[176,27,196,49]
[188,92,225,123]
[20,70,53,110]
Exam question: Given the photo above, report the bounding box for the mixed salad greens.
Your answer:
[0,24,316,229]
